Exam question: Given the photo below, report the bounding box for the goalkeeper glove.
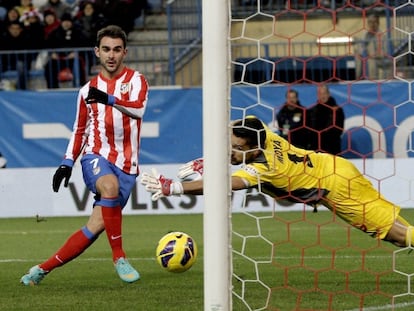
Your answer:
[85,87,116,106]
[141,168,183,201]
[52,165,72,192]
[177,158,203,181]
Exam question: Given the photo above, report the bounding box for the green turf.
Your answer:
[1,210,414,310]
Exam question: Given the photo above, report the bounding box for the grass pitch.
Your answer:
[1,214,203,311]
[2,210,414,311]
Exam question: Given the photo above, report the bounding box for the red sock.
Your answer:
[101,204,125,262]
[39,228,95,272]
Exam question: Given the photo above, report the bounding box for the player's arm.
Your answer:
[140,167,248,201]
[53,92,89,192]
[85,85,148,119]
[112,104,143,119]
[176,157,247,192]
[181,176,246,195]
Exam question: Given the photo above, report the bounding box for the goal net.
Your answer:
[221,0,414,310]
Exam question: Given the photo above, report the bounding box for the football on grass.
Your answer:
[156,231,198,273]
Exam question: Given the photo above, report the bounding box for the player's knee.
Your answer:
[99,184,119,197]
[96,175,119,197]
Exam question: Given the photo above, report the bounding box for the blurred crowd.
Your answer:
[0,0,151,89]
[0,0,150,39]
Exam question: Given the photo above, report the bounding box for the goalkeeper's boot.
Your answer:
[114,257,140,283]
[20,265,47,286]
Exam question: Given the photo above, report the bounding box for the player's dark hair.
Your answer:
[96,25,127,48]
[232,117,266,149]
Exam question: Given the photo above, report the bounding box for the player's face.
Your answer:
[95,37,127,78]
[231,134,258,165]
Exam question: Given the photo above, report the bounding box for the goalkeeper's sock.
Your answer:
[396,215,414,247]
[100,197,125,262]
[39,226,96,272]
[405,226,414,247]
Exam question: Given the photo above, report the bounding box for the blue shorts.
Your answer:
[81,154,137,208]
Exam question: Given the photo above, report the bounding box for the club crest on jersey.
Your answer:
[120,83,129,94]
[93,166,101,175]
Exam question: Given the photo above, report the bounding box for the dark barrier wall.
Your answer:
[0,81,413,168]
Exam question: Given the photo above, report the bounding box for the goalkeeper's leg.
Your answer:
[384,215,414,247]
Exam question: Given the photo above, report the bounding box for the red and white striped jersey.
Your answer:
[64,66,149,175]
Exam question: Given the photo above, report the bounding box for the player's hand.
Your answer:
[141,168,183,201]
[177,158,203,181]
[85,87,115,106]
[52,165,72,192]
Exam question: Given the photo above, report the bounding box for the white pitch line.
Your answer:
[0,257,156,263]
[0,230,74,235]
[0,254,393,264]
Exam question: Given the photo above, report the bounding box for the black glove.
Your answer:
[85,87,115,106]
[52,165,72,192]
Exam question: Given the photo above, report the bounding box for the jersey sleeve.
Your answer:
[63,88,89,163]
[232,163,274,187]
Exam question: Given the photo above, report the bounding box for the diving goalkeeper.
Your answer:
[141,116,413,248]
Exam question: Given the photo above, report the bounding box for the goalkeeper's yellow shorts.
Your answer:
[322,158,400,240]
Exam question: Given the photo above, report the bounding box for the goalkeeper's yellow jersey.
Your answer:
[232,123,401,239]
[232,125,334,204]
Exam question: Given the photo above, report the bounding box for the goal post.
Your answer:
[202,0,232,310]
[200,0,414,310]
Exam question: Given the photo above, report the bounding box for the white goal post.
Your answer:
[202,0,414,310]
[202,0,232,310]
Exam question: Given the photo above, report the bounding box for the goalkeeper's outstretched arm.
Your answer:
[180,177,246,195]
[140,169,247,201]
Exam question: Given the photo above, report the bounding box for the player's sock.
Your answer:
[405,227,414,247]
[99,196,125,262]
[39,226,97,272]
[396,216,414,247]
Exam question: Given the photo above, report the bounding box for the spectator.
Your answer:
[94,0,145,35]
[39,0,71,20]
[43,8,60,39]
[0,7,20,34]
[306,85,345,155]
[19,8,45,77]
[19,8,44,47]
[74,1,106,44]
[356,13,392,80]
[6,6,21,21]
[44,12,88,88]
[275,89,310,149]
[0,20,32,89]
[73,1,107,73]
[14,0,36,16]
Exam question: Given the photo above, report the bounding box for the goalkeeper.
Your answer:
[141,116,413,248]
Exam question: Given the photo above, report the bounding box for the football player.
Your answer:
[21,25,148,285]
[141,116,413,249]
